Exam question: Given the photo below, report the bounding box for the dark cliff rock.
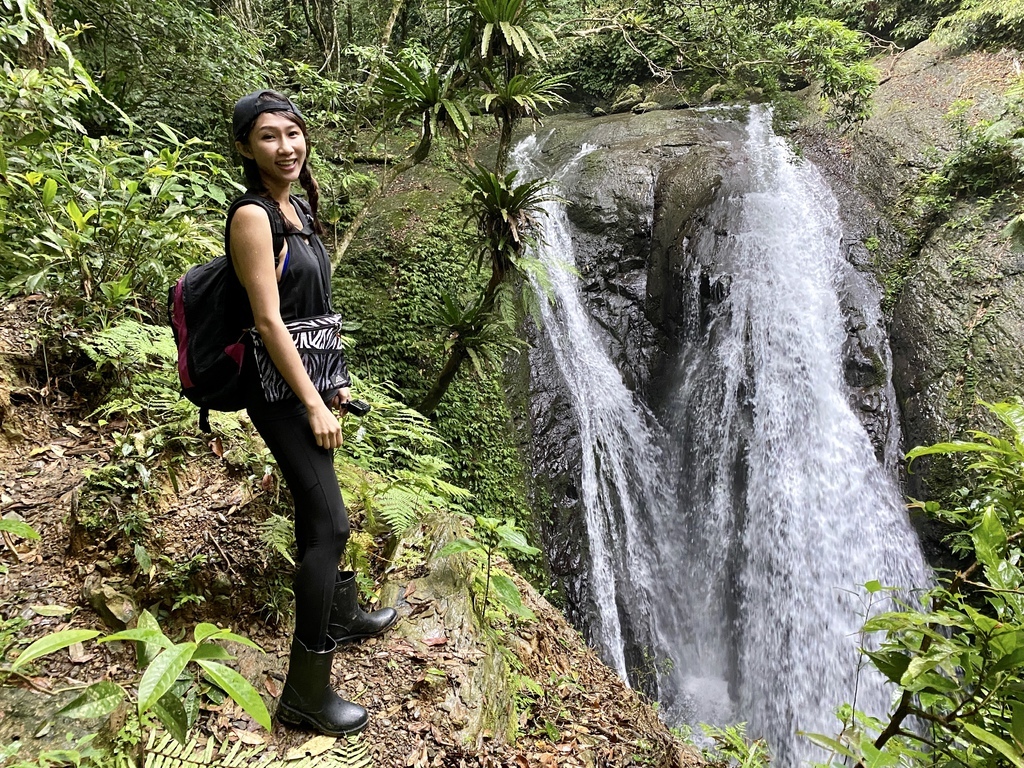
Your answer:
[796,39,1024,502]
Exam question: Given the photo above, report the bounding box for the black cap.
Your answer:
[232,90,303,141]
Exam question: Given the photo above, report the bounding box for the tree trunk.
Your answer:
[18,0,53,69]
[301,0,342,73]
[495,114,515,174]
[362,0,406,94]
[417,343,469,417]
[416,262,506,415]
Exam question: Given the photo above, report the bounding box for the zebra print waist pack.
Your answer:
[249,313,348,403]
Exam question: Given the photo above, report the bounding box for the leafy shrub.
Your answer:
[1,5,238,326]
[57,0,269,138]
[936,0,1024,50]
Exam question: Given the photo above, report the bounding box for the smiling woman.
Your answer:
[223,90,398,736]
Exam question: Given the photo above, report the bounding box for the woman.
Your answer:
[228,90,396,736]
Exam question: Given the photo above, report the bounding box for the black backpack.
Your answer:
[168,193,292,431]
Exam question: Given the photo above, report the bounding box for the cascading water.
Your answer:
[511,138,672,679]
[515,105,931,767]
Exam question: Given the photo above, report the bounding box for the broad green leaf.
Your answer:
[799,732,859,761]
[191,644,234,661]
[985,400,1024,440]
[138,643,196,715]
[194,625,262,650]
[196,660,271,731]
[14,130,48,148]
[66,199,85,231]
[497,525,540,556]
[1013,702,1024,750]
[41,177,57,207]
[209,631,262,651]
[0,145,6,175]
[913,670,960,694]
[194,623,221,643]
[439,538,482,557]
[993,647,1024,674]
[0,519,39,540]
[963,723,1024,767]
[135,610,167,668]
[974,507,1007,569]
[100,628,173,649]
[151,689,189,744]
[864,579,882,594]
[490,572,534,619]
[134,544,152,575]
[11,630,101,671]
[56,680,125,719]
[864,649,911,684]
[906,441,996,462]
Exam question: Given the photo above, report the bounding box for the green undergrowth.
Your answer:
[336,161,541,584]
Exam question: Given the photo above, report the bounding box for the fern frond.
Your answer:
[373,486,429,533]
[143,730,371,768]
[259,514,296,566]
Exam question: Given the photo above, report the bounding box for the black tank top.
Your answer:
[227,195,335,411]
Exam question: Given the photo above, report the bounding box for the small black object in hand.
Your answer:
[343,399,371,417]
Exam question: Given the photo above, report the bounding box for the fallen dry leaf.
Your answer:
[67,642,92,664]
[403,582,417,599]
[285,735,336,760]
[264,676,280,698]
[209,436,224,458]
[232,728,264,746]
[424,635,448,647]
[405,742,428,767]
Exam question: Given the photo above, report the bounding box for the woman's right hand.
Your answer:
[307,400,343,450]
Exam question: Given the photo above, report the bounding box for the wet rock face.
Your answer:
[796,40,1024,503]
[519,111,734,618]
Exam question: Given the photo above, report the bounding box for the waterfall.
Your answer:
[512,137,671,679]
[514,106,930,767]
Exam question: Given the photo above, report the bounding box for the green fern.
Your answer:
[79,321,186,426]
[258,513,296,566]
[143,730,371,768]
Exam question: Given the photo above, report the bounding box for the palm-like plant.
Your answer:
[332,54,474,268]
[417,166,554,415]
[470,0,555,61]
[379,58,474,162]
[462,165,554,276]
[479,67,567,167]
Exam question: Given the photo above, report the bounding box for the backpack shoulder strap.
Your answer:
[291,194,313,222]
[225,193,287,265]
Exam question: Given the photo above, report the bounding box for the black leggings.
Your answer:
[248,403,349,652]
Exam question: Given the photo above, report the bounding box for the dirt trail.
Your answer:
[0,297,697,767]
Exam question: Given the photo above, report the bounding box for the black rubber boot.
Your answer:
[277,637,368,736]
[327,571,398,644]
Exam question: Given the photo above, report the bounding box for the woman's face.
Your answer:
[237,112,307,190]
